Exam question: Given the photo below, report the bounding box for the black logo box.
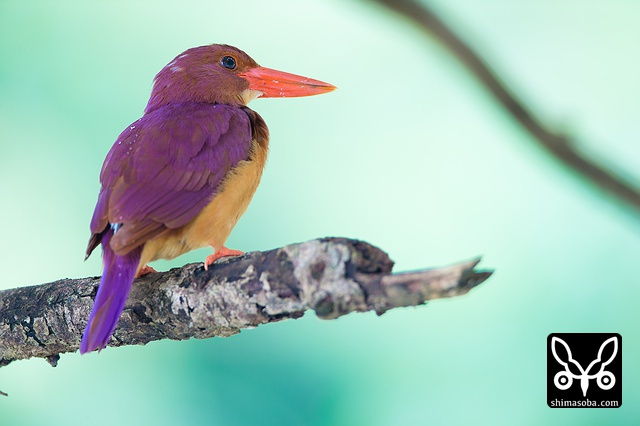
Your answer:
[547,333,621,408]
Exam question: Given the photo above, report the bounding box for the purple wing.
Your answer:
[88,102,253,256]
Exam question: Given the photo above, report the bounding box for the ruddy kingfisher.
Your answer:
[81,44,335,354]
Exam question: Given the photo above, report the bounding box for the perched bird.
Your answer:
[81,44,335,354]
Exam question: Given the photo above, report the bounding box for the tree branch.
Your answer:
[0,238,491,369]
[369,0,640,214]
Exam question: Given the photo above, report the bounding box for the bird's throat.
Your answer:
[239,89,263,105]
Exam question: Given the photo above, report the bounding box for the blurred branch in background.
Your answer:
[370,0,640,214]
[0,238,491,373]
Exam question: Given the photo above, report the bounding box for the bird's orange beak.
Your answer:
[240,67,336,98]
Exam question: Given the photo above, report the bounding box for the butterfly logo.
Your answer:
[551,336,618,397]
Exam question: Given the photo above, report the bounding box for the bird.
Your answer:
[80,44,335,354]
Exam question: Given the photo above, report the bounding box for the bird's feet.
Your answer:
[135,265,157,278]
[204,246,244,270]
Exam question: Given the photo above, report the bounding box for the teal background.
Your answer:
[1,0,639,424]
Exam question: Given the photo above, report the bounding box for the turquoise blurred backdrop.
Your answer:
[1,0,639,424]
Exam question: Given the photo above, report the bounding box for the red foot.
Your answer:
[204,246,244,270]
[136,265,157,278]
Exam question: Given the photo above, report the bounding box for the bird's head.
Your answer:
[145,44,335,113]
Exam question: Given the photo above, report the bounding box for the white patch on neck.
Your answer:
[239,89,263,105]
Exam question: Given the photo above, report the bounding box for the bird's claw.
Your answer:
[135,265,157,278]
[204,246,244,270]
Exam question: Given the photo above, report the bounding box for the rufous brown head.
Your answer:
[145,44,335,113]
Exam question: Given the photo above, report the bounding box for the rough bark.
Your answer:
[0,238,491,369]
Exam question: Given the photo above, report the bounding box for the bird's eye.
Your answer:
[220,56,237,70]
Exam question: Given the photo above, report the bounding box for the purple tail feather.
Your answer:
[80,227,141,354]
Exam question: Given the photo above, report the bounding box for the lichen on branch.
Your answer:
[0,237,491,369]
